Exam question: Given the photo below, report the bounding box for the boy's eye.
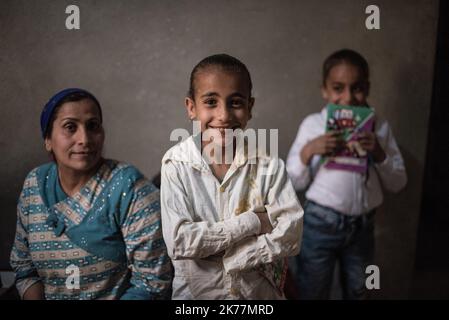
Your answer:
[204,99,217,106]
[352,86,363,93]
[230,100,244,108]
[332,86,343,93]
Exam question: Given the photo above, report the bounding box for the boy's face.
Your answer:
[321,63,369,107]
[185,67,254,147]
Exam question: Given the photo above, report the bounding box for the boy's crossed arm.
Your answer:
[222,160,304,274]
[160,161,264,260]
[160,159,304,268]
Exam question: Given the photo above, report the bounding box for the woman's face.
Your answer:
[45,99,104,175]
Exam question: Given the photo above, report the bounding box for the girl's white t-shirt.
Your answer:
[286,107,407,216]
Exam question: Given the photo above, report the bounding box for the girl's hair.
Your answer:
[188,53,253,100]
[322,49,370,86]
[45,92,102,138]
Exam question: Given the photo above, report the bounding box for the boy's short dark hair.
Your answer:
[188,53,253,99]
[322,49,370,85]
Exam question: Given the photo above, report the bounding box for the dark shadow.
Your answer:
[412,0,449,299]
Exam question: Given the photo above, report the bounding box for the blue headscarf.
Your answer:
[40,88,102,138]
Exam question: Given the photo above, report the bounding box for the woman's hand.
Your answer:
[300,131,345,165]
[357,132,386,163]
[23,282,45,300]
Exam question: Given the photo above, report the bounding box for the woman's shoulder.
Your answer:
[102,159,145,181]
[102,159,158,191]
[104,158,139,173]
[27,162,54,176]
[23,162,55,185]
[18,163,56,202]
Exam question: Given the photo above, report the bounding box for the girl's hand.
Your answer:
[357,132,386,163]
[300,131,345,165]
[255,211,273,234]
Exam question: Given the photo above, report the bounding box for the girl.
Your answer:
[10,88,172,299]
[286,49,407,299]
[160,54,303,299]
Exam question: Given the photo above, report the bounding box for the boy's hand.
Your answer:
[357,132,386,163]
[255,211,273,234]
[300,131,345,165]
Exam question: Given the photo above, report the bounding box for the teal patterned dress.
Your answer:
[10,159,172,299]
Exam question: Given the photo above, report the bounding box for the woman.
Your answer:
[10,88,172,300]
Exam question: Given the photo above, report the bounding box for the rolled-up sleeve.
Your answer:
[286,115,322,191]
[10,190,41,299]
[374,120,407,193]
[120,179,172,300]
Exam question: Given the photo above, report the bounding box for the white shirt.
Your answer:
[286,107,407,216]
[160,135,303,299]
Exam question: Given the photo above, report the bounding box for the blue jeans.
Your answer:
[289,200,375,300]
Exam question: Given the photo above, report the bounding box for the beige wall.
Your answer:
[0,0,439,298]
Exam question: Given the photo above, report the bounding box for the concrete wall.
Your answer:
[0,0,439,298]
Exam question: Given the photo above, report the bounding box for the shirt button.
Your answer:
[219,186,226,193]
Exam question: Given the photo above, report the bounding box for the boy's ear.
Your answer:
[185,97,196,120]
[44,138,52,152]
[248,97,255,120]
